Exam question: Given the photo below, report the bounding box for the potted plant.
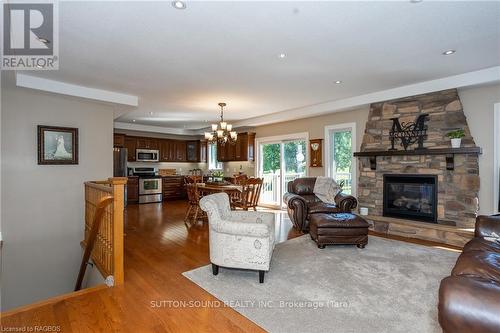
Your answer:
[446,129,465,148]
[212,170,224,182]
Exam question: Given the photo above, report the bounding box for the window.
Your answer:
[325,123,356,196]
[208,143,222,170]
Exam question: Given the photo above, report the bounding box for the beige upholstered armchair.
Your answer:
[199,193,275,283]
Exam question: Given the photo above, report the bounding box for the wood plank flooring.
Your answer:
[1,201,457,332]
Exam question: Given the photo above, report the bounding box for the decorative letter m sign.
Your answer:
[389,114,429,151]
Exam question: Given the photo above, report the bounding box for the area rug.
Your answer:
[183,235,460,333]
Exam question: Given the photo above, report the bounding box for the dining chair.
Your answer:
[232,177,263,211]
[185,175,203,184]
[184,183,204,227]
[233,174,248,185]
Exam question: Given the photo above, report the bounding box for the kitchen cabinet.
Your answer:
[114,134,126,148]
[175,141,187,162]
[162,176,186,200]
[114,133,209,164]
[200,140,207,163]
[136,137,159,150]
[124,136,137,162]
[186,141,200,162]
[160,139,176,162]
[127,176,139,203]
[216,132,255,162]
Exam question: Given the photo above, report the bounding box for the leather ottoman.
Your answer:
[309,213,369,249]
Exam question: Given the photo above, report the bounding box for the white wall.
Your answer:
[1,82,114,310]
[459,83,500,215]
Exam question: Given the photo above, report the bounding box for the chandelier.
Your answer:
[204,102,237,145]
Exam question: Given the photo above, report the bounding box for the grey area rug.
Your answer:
[183,235,460,333]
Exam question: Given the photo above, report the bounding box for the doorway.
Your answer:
[256,133,309,208]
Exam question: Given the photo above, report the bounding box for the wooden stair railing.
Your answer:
[77,177,127,291]
[75,195,114,291]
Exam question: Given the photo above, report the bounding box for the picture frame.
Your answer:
[38,125,79,165]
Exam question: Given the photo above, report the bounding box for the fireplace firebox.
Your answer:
[383,174,437,223]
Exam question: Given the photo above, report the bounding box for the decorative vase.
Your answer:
[451,138,462,148]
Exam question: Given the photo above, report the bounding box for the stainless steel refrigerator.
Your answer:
[113,148,128,205]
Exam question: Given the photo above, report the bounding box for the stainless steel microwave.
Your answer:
[136,149,159,162]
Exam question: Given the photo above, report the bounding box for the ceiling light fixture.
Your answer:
[204,103,237,146]
[334,80,342,84]
[279,53,286,59]
[132,119,136,122]
[172,1,186,9]
[442,49,456,55]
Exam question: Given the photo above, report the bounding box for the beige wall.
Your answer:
[458,83,500,215]
[253,84,500,215]
[255,106,370,178]
[1,84,114,310]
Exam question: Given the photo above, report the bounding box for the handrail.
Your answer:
[75,195,114,291]
[81,177,127,289]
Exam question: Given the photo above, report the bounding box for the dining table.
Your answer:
[196,183,242,195]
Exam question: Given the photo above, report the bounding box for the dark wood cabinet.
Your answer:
[124,136,137,161]
[200,140,207,163]
[162,176,186,200]
[114,134,125,148]
[136,137,159,150]
[115,133,209,164]
[175,141,187,161]
[216,132,255,162]
[160,139,176,162]
[127,176,139,203]
[186,141,200,162]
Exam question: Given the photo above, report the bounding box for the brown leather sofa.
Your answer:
[438,215,500,333]
[283,177,358,232]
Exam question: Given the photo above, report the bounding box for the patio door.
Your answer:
[257,134,308,208]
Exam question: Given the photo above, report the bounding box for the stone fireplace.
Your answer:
[356,89,481,246]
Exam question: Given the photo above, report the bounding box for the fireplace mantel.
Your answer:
[354,147,482,170]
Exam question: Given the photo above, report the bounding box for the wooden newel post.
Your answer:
[109,177,127,285]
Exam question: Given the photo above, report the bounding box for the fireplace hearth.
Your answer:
[383,174,437,223]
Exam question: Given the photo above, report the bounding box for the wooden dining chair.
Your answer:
[233,174,248,185]
[232,177,263,211]
[185,175,203,184]
[185,183,204,227]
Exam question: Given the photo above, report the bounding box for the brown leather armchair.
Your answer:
[283,177,357,232]
[438,214,500,333]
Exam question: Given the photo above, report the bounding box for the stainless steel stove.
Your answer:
[133,167,163,204]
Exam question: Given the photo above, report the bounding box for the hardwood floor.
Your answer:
[1,201,457,332]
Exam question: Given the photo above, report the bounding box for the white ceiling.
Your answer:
[28,1,500,130]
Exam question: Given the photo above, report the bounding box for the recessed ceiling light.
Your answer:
[334,80,342,84]
[442,49,456,55]
[36,37,50,44]
[132,119,136,122]
[172,1,186,9]
[279,53,286,59]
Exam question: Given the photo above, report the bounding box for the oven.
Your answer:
[139,177,162,204]
[136,149,159,162]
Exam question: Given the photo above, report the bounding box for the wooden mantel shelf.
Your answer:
[353,147,482,170]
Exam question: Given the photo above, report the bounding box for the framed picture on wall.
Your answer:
[38,125,79,165]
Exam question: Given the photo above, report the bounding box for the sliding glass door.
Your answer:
[258,137,307,208]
